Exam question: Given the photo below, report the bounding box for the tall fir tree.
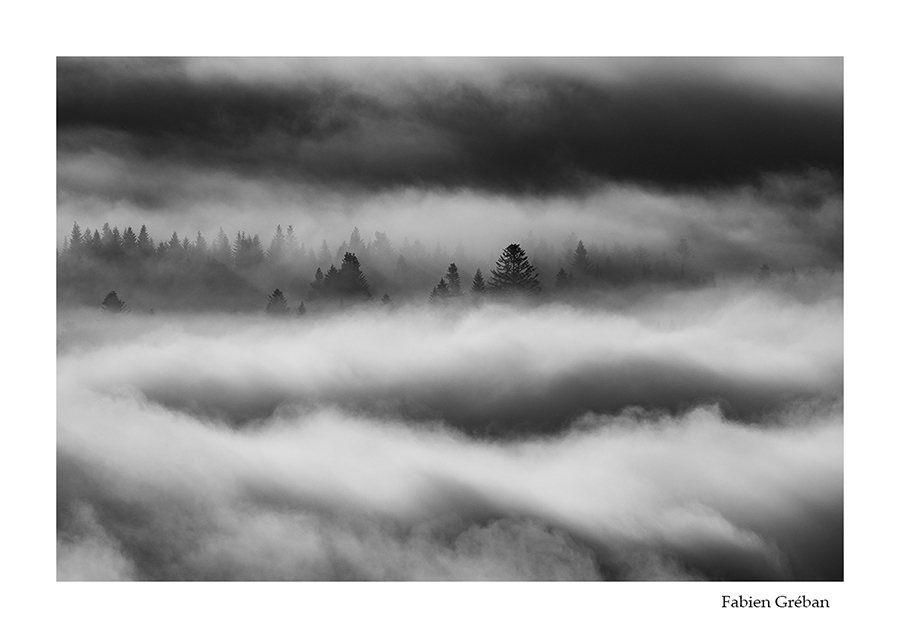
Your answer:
[265,288,290,315]
[338,253,372,301]
[430,278,450,303]
[471,268,486,294]
[488,244,541,294]
[445,263,462,297]
[101,291,128,314]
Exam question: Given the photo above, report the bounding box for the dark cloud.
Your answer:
[57,57,842,195]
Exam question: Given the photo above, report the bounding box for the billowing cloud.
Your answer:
[57,282,843,580]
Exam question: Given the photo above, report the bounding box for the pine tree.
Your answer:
[285,225,301,262]
[572,240,591,277]
[555,268,570,289]
[101,291,128,314]
[69,222,83,255]
[194,231,208,257]
[137,224,154,257]
[430,278,450,303]
[471,268,486,294]
[122,227,138,252]
[309,267,326,300]
[488,244,541,294]
[265,289,290,315]
[338,253,372,301]
[322,264,340,298]
[296,301,307,316]
[317,240,331,268]
[268,225,286,262]
[381,293,392,305]
[445,263,462,297]
[212,227,231,264]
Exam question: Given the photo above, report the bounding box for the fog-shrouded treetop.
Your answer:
[488,244,541,295]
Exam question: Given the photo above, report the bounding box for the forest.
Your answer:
[58,221,742,314]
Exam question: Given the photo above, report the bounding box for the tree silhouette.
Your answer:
[488,244,541,294]
[137,224,154,257]
[555,268,570,289]
[430,278,450,303]
[338,253,372,301]
[69,223,83,255]
[572,240,591,278]
[308,267,326,300]
[296,301,307,316]
[445,263,462,297]
[266,289,290,315]
[212,227,231,264]
[471,269,486,294]
[101,291,128,314]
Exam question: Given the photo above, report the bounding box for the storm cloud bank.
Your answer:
[57,282,843,580]
[57,57,842,194]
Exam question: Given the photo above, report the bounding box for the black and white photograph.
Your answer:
[54,56,844,584]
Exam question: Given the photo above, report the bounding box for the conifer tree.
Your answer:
[194,231,208,256]
[471,268,486,294]
[338,253,372,301]
[69,223,83,255]
[212,227,231,264]
[309,267,326,300]
[268,225,286,262]
[101,291,128,314]
[488,244,541,294]
[285,225,301,261]
[445,263,462,297]
[122,227,138,252]
[137,224,154,257]
[572,240,591,278]
[317,240,331,267]
[555,268,570,289]
[265,289,290,315]
[322,264,340,297]
[430,278,450,303]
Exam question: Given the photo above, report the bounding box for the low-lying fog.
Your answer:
[57,278,842,580]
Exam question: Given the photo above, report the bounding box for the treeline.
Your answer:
[58,222,711,313]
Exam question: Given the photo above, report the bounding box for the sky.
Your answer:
[57,57,843,271]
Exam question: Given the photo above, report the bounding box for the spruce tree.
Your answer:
[122,227,138,252]
[268,225,286,262]
[430,278,450,303]
[309,267,326,300]
[137,224,154,257]
[488,244,541,294]
[572,240,591,278]
[265,289,290,315]
[445,263,462,297]
[101,291,128,314]
[213,227,231,264]
[555,268,570,289]
[471,268,485,294]
[338,253,372,301]
[69,222,83,255]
